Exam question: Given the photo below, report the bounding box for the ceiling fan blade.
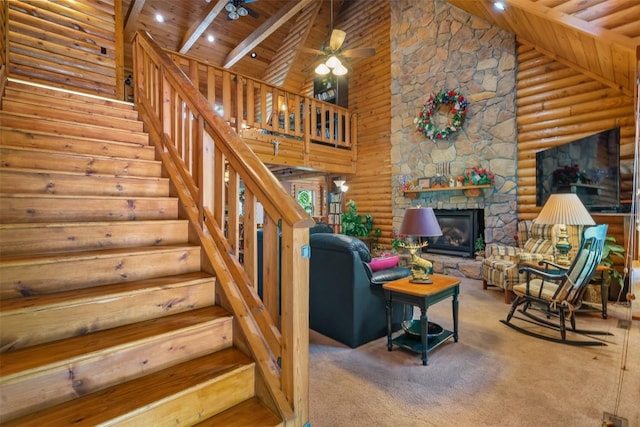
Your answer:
[300,47,325,56]
[244,5,259,19]
[341,47,376,58]
[329,29,347,51]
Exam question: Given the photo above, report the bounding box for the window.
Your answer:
[297,190,314,216]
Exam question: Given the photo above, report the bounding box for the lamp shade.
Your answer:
[536,193,595,225]
[399,207,443,237]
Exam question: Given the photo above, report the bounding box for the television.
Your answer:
[536,127,621,213]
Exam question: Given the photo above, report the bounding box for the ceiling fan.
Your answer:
[225,0,259,20]
[301,0,375,75]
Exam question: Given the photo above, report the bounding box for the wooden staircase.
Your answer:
[0,80,282,426]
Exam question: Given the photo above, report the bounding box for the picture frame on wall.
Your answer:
[417,177,431,189]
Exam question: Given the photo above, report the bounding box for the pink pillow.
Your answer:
[369,255,400,272]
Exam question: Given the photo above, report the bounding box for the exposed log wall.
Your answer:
[328,0,392,247]
[6,0,121,98]
[516,40,636,269]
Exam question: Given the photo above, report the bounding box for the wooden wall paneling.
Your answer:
[1,0,7,69]
[516,41,635,275]
[331,0,392,248]
[7,0,118,97]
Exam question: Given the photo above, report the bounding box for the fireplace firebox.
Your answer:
[422,209,484,258]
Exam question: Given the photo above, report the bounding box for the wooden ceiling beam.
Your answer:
[123,0,147,42]
[223,0,316,69]
[179,0,228,54]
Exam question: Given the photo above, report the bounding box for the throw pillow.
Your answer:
[370,255,400,272]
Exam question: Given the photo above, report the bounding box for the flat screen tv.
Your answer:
[536,127,621,213]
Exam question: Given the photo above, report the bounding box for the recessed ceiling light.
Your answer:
[250,52,257,58]
[207,34,214,43]
[493,1,506,10]
[155,13,165,23]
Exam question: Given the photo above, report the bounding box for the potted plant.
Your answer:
[340,199,370,237]
[600,235,625,299]
[474,235,486,259]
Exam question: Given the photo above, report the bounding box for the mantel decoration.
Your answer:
[460,166,495,186]
[414,89,469,141]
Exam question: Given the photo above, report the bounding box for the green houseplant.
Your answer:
[600,234,625,293]
[340,199,371,237]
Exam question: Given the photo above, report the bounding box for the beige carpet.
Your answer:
[308,278,639,427]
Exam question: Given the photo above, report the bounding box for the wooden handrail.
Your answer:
[132,30,313,427]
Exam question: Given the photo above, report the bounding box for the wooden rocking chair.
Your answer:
[501,224,612,346]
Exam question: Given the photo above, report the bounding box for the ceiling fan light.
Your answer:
[315,63,330,75]
[325,55,341,69]
[228,11,239,20]
[237,6,248,16]
[225,2,236,12]
[332,64,348,75]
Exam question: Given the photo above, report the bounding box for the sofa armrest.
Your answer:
[514,252,555,264]
[364,264,412,286]
[485,243,520,260]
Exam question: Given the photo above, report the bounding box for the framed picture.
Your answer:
[417,177,431,189]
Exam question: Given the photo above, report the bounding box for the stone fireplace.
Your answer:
[424,209,484,258]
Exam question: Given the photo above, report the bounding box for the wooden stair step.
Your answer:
[0,305,230,422]
[0,245,202,299]
[6,79,136,112]
[195,397,283,427]
[0,111,149,146]
[0,220,189,257]
[4,86,140,120]
[0,271,216,352]
[0,193,178,223]
[0,145,161,177]
[0,128,156,160]
[0,168,169,197]
[2,98,144,132]
[2,349,256,427]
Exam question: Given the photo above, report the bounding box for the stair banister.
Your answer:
[132,30,312,427]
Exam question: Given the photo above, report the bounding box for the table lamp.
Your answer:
[536,193,595,265]
[399,207,443,284]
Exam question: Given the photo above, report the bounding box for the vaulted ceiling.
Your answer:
[446,0,639,96]
[123,0,638,98]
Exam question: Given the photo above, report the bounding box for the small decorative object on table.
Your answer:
[535,193,595,266]
[398,207,443,284]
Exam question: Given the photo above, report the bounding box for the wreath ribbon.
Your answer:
[415,89,468,140]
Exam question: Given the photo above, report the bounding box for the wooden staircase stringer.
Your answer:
[0,78,283,425]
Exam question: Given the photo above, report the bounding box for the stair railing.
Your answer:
[166,51,354,151]
[132,30,313,427]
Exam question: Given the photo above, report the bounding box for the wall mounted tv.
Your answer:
[536,127,622,213]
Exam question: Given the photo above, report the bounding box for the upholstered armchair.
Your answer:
[309,233,412,348]
[482,220,583,303]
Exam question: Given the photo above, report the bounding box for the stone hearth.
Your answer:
[402,253,482,280]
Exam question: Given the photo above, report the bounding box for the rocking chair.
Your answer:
[501,224,611,346]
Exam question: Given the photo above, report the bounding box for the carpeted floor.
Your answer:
[308,278,639,427]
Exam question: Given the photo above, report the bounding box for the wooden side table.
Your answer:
[383,274,460,365]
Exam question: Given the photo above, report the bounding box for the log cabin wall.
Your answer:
[390,0,519,247]
[515,41,636,275]
[6,0,121,99]
[323,0,393,247]
[1,2,7,70]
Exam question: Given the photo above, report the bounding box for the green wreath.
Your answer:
[414,89,469,140]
